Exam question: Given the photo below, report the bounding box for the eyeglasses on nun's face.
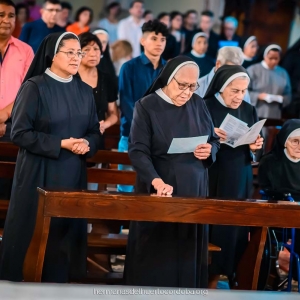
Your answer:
[288,138,300,147]
[59,50,86,59]
[173,77,200,92]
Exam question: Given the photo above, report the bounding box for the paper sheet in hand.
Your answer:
[167,136,208,154]
[220,113,266,148]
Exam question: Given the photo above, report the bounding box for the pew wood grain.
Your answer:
[24,189,300,289]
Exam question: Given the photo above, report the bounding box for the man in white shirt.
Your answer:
[117,0,144,58]
[195,46,251,103]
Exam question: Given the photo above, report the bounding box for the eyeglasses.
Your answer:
[288,138,300,147]
[59,51,85,59]
[173,77,200,92]
[44,8,61,13]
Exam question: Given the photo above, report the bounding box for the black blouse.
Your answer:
[92,68,118,122]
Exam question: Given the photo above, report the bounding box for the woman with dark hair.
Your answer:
[66,6,93,35]
[78,32,118,149]
[13,3,30,38]
[247,44,292,119]
[143,9,153,22]
[0,32,100,282]
[170,11,185,54]
[97,1,121,44]
[157,12,177,60]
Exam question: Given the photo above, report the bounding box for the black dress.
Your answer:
[91,69,118,149]
[205,96,258,276]
[162,34,178,61]
[124,92,220,287]
[243,58,258,69]
[185,52,215,78]
[0,73,100,282]
[259,149,300,280]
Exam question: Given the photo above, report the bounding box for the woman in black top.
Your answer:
[78,32,118,149]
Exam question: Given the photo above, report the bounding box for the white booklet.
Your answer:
[219,113,266,148]
[167,136,208,154]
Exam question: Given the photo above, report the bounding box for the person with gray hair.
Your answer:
[219,16,241,47]
[195,46,251,103]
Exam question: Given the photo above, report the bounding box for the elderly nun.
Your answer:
[203,65,264,288]
[247,44,292,119]
[124,56,220,288]
[259,119,300,282]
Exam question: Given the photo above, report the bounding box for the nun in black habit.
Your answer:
[203,65,264,288]
[0,32,101,282]
[241,36,258,69]
[258,119,300,280]
[124,56,220,288]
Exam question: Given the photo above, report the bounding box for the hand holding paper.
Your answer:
[249,135,264,152]
[167,136,208,154]
[194,143,212,160]
[219,113,266,148]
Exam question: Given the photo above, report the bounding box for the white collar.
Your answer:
[243,53,253,61]
[128,15,144,26]
[261,60,278,71]
[156,88,174,105]
[215,92,228,107]
[191,50,205,58]
[284,148,300,163]
[45,68,73,83]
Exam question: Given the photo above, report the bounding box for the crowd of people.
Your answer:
[0,0,300,291]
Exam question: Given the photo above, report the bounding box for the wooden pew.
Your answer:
[24,190,300,290]
[104,124,120,150]
[0,159,219,278]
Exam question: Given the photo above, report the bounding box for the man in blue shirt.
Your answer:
[118,19,168,192]
[19,0,64,53]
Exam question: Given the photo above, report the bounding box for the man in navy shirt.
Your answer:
[19,0,64,53]
[118,19,168,192]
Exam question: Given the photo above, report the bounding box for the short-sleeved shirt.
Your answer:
[0,36,34,110]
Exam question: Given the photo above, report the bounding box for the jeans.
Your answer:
[117,136,134,192]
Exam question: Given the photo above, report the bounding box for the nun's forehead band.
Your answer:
[220,72,250,92]
[263,44,281,58]
[54,32,79,55]
[167,61,199,84]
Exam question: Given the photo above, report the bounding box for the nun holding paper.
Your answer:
[124,56,219,288]
[247,44,292,119]
[203,65,264,288]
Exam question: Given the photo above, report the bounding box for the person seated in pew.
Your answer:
[247,44,292,119]
[185,32,215,78]
[124,56,220,288]
[78,32,118,150]
[0,32,101,282]
[258,119,300,281]
[203,65,264,289]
